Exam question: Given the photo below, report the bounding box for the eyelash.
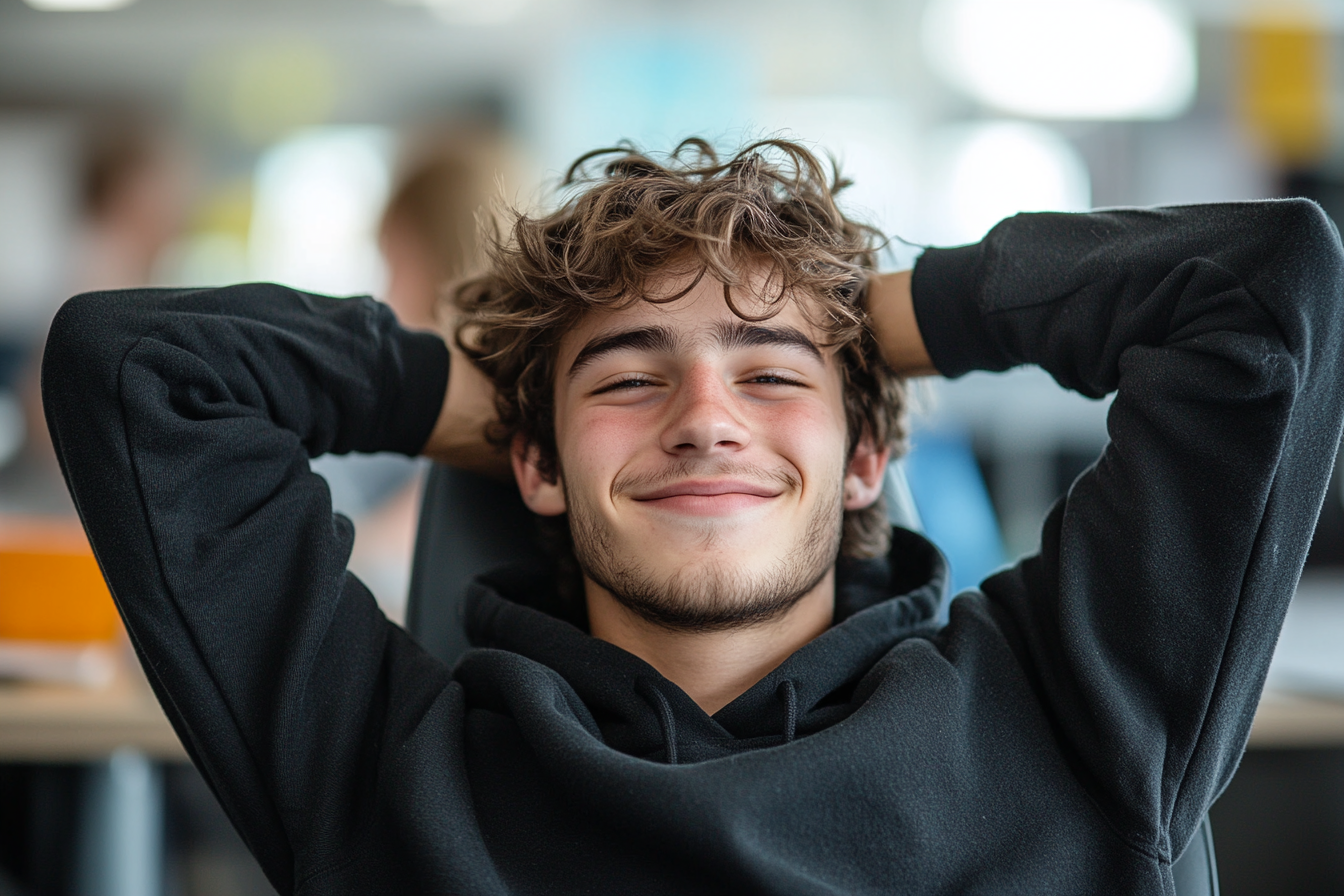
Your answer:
[594,377,657,394]
[593,373,804,394]
[749,374,804,386]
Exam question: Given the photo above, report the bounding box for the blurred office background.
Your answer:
[2,0,1344,893]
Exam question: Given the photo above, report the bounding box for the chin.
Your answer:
[637,549,781,587]
[590,554,823,633]
[568,481,844,632]
[576,525,840,633]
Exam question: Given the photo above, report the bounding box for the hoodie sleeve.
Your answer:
[41,284,454,894]
[910,200,1344,863]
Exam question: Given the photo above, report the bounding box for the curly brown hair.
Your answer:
[452,138,907,560]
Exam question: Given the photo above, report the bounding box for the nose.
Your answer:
[659,362,750,456]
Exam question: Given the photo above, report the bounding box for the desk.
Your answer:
[0,658,181,896]
[1251,572,1344,748]
[1249,690,1344,749]
[0,663,185,762]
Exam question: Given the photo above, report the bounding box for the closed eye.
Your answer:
[746,373,807,387]
[592,376,659,395]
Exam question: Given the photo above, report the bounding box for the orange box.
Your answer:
[0,517,119,643]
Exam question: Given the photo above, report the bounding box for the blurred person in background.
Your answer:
[41,138,1344,894]
[0,113,188,517]
[379,131,497,332]
[73,114,190,296]
[316,130,501,622]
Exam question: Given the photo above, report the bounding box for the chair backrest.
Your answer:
[404,462,1217,896]
[406,466,547,667]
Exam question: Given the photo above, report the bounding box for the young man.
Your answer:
[43,140,1344,895]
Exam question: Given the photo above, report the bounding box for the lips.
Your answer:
[633,479,783,501]
[627,479,785,517]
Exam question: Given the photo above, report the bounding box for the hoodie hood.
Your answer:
[459,527,949,764]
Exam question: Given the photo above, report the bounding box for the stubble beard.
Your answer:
[565,461,844,634]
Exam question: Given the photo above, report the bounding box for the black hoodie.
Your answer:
[42,201,1344,895]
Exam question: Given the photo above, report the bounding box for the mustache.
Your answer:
[611,460,801,497]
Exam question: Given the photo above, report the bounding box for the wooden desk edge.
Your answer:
[1248,689,1344,749]
[0,673,188,762]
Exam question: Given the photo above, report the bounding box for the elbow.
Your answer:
[1252,199,1344,357]
[1267,198,1344,292]
[41,291,129,422]
[1287,201,1344,399]
[44,293,103,383]
[1287,195,1339,244]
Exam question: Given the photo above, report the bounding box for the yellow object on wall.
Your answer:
[0,520,118,643]
[1237,13,1330,167]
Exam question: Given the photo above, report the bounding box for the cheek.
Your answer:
[728,397,851,487]
[771,390,853,489]
[773,405,850,476]
[557,405,650,491]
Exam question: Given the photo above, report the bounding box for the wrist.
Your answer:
[422,340,511,480]
[865,270,937,377]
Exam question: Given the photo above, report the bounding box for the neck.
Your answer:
[585,569,835,715]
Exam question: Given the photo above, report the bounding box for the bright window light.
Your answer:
[23,0,137,9]
[922,122,1091,246]
[754,98,922,266]
[921,0,1196,120]
[249,127,392,298]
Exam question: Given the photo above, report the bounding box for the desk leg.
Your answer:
[75,749,163,896]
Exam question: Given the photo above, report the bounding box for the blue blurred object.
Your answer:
[543,30,751,171]
[904,426,1006,594]
[0,339,27,389]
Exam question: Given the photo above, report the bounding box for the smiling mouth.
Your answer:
[631,480,784,516]
[636,480,782,500]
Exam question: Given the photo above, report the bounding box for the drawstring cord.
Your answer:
[777,679,798,744]
[637,677,799,764]
[637,678,679,765]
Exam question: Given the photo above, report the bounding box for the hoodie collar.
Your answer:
[460,527,948,761]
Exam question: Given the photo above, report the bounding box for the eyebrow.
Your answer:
[566,320,823,380]
[713,320,823,363]
[567,326,679,379]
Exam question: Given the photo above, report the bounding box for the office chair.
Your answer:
[405,463,1219,896]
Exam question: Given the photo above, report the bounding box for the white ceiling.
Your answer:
[1,0,1301,125]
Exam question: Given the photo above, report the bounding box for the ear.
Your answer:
[842,434,891,511]
[511,435,568,516]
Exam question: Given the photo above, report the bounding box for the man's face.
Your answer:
[515,267,882,631]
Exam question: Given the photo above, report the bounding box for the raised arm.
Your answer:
[41,284,455,892]
[878,201,1344,860]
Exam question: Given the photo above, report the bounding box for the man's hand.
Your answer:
[421,333,512,480]
[866,270,938,377]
